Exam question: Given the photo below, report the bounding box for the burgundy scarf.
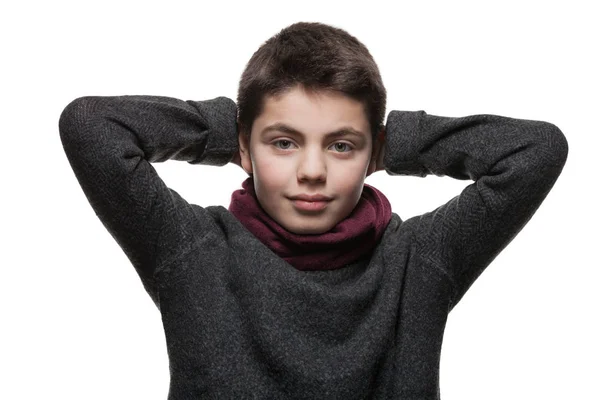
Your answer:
[228,178,392,271]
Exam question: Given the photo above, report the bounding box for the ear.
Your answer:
[237,125,253,175]
[366,127,385,177]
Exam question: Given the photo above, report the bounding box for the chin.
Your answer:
[284,220,335,235]
[292,227,329,235]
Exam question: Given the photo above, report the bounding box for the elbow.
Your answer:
[58,96,106,141]
[58,96,112,161]
[539,121,569,169]
[520,119,569,169]
[59,97,88,142]
[520,121,569,187]
[58,97,84,152]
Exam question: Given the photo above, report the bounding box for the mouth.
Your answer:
[288,193,333,213]
[290,198,331,212]
[289,193,333,201]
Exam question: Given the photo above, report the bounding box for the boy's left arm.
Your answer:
[383,110,568,310]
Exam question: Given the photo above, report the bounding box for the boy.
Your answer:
[59,22,568,399]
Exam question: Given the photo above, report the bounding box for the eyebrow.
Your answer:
[260,122,366,139]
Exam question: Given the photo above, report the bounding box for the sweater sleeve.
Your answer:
[58,95,238,305]
[383,110,568,310]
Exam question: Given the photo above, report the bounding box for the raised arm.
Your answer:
[383,110,568,310]
[58,95,238,305]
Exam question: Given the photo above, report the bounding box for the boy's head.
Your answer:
[236,22,387,235]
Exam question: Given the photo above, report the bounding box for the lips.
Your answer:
[289,194,333,202]
[289,194,332,212]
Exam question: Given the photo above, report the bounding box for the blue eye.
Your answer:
[331,142,351,152]
[274,140,294,150]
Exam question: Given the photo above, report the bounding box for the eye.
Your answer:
[330,142,352,153]
[273,139,296,150]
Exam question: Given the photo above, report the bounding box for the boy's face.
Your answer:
[238,85,379,234]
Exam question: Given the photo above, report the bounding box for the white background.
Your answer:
[1,1,597,399]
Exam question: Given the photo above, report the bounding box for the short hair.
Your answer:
[236,22,387,139]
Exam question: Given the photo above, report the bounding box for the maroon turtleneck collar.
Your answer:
[228,178,392,271]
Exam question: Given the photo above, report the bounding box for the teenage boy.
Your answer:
[59,21,568,399]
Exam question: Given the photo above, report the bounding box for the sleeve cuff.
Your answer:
[384,110,429,177]
[188,96,239,166]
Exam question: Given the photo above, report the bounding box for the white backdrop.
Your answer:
[2,1,597,399]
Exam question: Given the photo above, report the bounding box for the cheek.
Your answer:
[330,157,369,187]
[252,151,293,191]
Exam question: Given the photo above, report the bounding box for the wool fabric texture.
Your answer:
[228,177,392,271]
[58,95,568,399]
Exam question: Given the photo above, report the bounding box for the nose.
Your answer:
[297,147,326,183]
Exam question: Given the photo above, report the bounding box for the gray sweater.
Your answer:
[59,95,568,399]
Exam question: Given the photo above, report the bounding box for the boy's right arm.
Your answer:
[59,95,238,304]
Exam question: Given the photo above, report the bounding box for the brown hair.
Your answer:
[236,22,386,138]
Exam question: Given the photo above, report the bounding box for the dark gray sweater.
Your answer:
[59,95,568,399]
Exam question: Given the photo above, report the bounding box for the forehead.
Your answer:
[253,87,370,137]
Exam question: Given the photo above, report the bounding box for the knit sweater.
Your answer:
[58,95,568,399]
